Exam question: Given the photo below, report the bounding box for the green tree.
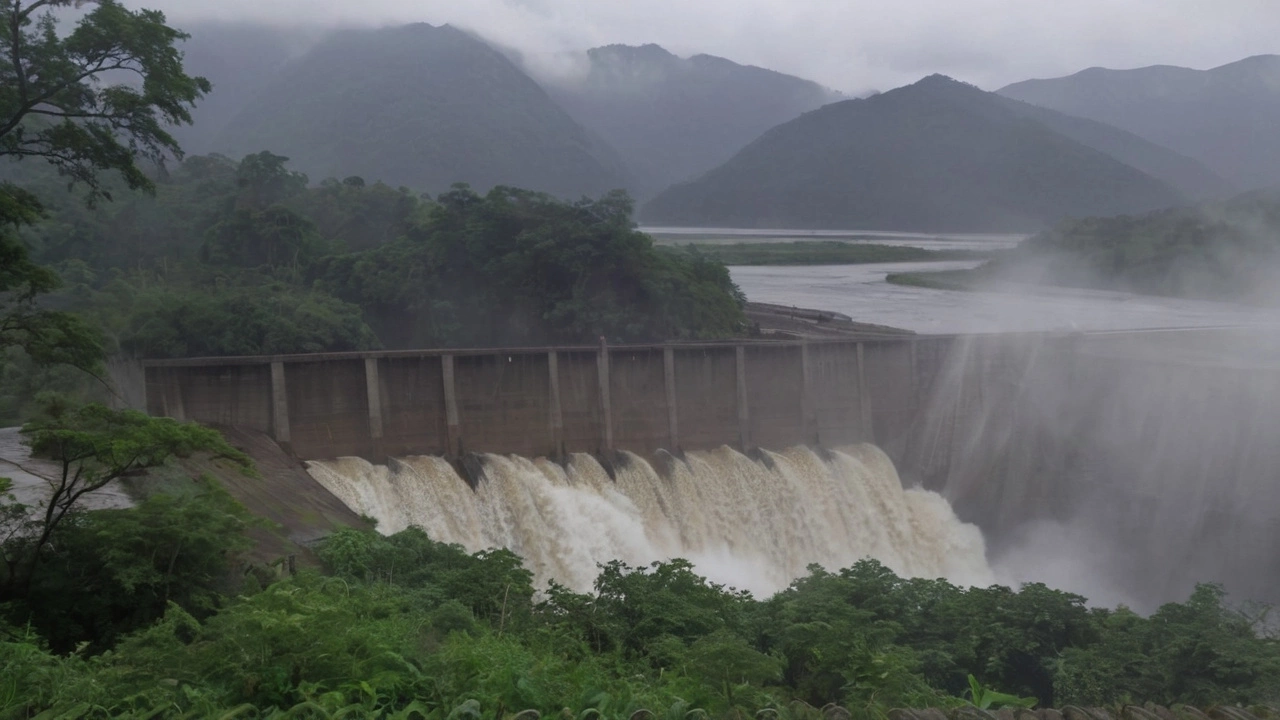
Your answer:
[317,527,534,626]
[0,0,208,408]
[0,191,102,372]
[200,204,328,271]
[317,184,745,348]
[19,481,255,652]
[119,281,380,358]
[0,402,250,597]
[233,151,308,210]
[1,0,210,197]
[683,629,783,708]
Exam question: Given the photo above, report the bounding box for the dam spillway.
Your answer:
[142,328,1280,608]
[305,444,992,594]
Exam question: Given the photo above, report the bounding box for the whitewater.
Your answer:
[306,444,992,595]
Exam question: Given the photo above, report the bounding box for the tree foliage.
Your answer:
[0,198,102,371]
[0,0,208,419]
[0,0,210,198]
[319,184,745,347]
[5,153,743,376]
[4,533,1278,718]
[0,402,250,597]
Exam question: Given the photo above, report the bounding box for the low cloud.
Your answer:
[144,0,1279,93]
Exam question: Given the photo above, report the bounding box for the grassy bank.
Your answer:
[661,240,990,265]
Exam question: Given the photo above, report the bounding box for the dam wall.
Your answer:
[143,338,939,463]
[144,326,1280,607]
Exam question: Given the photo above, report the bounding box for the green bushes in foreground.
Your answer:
[3,509,1279,718]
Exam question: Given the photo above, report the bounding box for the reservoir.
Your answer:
[647,226,1276,333]
[730,262,1278,334]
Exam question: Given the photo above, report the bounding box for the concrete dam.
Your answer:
[144,338,930,463]
[143,328,1280,606]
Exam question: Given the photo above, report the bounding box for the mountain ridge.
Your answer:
[999,55,1280,190]
[210,23,632,198]
[546,43,841,196]
[642,75,1187,232]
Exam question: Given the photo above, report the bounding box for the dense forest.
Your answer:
[0,150,744,424]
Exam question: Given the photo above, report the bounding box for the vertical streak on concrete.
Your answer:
[597,345,614,452]
[364,358,383,440]
[548,351,564,457]
[664,346,679,451]
[736,345,751,451]
[908,338,920,416]
[270,361,291,445]
[163,369,187,422]
[800,343,813,444]
[856,342,874,442]
[442,354,461,456]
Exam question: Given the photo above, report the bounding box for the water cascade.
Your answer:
[307,444,992,595]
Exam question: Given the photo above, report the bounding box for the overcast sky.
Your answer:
[145,0,1279,93]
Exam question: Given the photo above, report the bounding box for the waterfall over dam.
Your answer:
[306,444,992,594]
[142,327,1280,609]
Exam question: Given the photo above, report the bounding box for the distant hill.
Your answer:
[642,75,1186,232]
[545,44,840,196]
[170,23,315,156]
[976,188,1280,303]
[999,55,1280,190]
[212,24,631,198]
[994,98,1234,201]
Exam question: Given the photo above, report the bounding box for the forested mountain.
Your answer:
[999,55,1280,190]
[167,23,316,155]
[994,98,1234,200]
[9,152,741,364]
[642,75,1186,232]
[212,24,632,198]
[546,44,840,196]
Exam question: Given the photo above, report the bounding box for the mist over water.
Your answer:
[906,330,1280,611]
[307,444,992,596]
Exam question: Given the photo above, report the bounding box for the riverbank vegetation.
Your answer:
[888,189,1280,301]
[659,241,989,266]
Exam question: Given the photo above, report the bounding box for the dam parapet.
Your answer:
[144,337,942,464]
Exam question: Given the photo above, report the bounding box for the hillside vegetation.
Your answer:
[643,76,1186,232]
[212,24,632,199]
[1,153,743,423]
[888,189,1280,302]
[996,189,1280,301]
